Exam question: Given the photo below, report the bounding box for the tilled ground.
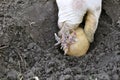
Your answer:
[0,0,120,80]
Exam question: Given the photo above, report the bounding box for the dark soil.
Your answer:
[0,0,120,80]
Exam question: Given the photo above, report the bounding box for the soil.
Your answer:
[0,0,120,80]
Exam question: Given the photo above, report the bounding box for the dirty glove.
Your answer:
[56,0,102,42]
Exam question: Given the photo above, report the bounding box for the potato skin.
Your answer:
[67,27,90,57]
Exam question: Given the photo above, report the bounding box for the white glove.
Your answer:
[56,0,102,42]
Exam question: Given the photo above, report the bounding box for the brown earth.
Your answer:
[0,0,120,80]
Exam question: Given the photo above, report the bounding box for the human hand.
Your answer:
[56,0,102,42]
[55,0,102,54]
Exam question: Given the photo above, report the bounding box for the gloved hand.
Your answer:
[55,0,102,54]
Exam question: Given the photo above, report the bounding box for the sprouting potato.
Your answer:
[67,27,90,57]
